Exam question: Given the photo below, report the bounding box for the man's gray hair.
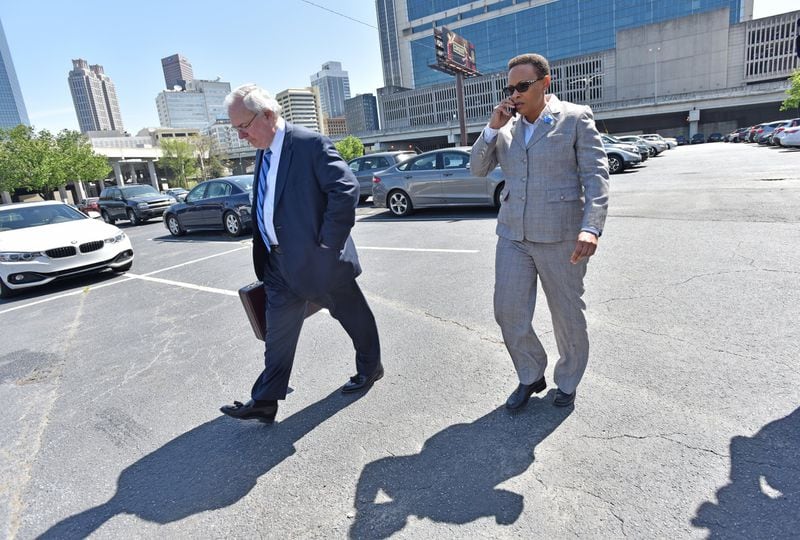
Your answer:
[224,84,282,115]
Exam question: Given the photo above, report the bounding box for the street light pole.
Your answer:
[648,46,661,104]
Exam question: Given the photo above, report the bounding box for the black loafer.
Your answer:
[220,399,278,423]
[342,364,384,394]
[554,389,576,407]
[505,376,547,410]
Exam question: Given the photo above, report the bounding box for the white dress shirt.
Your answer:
[261,116,286,246]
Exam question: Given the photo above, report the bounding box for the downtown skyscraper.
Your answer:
[0,17,29,129]
[310,61,351,119]
[161,53,194,90]
[68,59,124,133]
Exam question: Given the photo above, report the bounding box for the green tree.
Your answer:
[335,135,364,162]
[56,130,111,188]
[0,126,108,199]
[160,138,198,187]
[780,69,800,112]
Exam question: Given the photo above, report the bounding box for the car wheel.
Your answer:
[493,182,505,208]
[101,210,115,224]
[166,214,185,236]
[224,211,243,237]
[127,209,141,226]
[114,261,133,273]
[388,190,413,217]
[607,154,623,174]
[648,147,655,157]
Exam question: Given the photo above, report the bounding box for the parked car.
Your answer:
[600,136,643,174]
[663,137,678,149]
[690,133,706,144]
[98,184,176,225]
[606,135,648,162]
[745,123,766,142]
[163,175,254,237]
[77,197,100,214]
[779,126,800,147]
[774,125,800,146]
[675,135,689,145]
[727,127,750,143]
[371,147,504,217]
[640,134,669,153]
[769,118,800,145]
[348,151,417,203]
[0,201,133,298]
[707,132,724,143]
[615,135,655,158]
[164,187,189,202]
[755,120,790,144]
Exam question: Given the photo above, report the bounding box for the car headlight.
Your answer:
[0,251,43,262]
[104,233,127,244]
[137,202,148,209]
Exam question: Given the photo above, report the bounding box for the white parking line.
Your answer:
[143,244,249,276]
[358,246,479,253]
[126,273,238,296]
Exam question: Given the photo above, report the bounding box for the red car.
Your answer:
[77,197,100,214]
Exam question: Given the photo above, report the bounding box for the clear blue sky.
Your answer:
[1,0,796,135]
[1,1,384,134]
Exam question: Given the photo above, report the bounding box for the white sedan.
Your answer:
[778,126,800,147]
[0,201,133,298]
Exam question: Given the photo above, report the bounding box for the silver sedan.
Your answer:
[371,147,505,216]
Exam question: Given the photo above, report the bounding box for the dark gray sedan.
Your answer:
[163,175,253,237]
[371,147,505,217]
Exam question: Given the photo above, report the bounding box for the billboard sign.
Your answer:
[432,27,479,77]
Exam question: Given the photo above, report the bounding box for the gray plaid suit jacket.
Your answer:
[470,95,609,243]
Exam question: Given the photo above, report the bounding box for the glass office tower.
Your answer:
[0,17,29,128]
[380,0,749,89]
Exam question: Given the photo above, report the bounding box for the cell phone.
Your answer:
[506,105,517,117]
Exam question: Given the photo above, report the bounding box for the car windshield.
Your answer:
[0,204,87,231]
[122,186,158,197]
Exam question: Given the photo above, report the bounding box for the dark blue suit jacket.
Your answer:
[251,122,361,300]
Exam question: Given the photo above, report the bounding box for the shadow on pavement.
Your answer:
[692,407,799,538]
[349,393,572,539]
[38,390,363,539]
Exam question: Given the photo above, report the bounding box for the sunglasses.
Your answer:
[502,77,544,97]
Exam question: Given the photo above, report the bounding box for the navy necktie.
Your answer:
[255,150,272,247]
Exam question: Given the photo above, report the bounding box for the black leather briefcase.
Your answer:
[238,281,322,341]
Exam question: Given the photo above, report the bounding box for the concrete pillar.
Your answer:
[1,191,11,204]
[75,181,87,201]
[112,161,124,186]
[95,180,104,197]
[147,161,159,191]
[58,186,70,203]
[688,108,700,138]
[128,163,138,183]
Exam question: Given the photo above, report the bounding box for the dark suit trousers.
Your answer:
[250,248,381,401]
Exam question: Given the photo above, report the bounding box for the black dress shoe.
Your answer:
[554,389,576,407]
[341,364,384,394]
[505,376,547,410]
[220,399,278,423]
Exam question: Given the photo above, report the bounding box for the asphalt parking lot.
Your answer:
[2,142,799,539]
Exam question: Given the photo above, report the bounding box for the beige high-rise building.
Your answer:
[68,59,124,133]
[275,87,321,132]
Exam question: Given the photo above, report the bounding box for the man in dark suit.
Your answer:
[220,84,383,424]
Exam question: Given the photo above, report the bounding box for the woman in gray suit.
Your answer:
[471,53,609,410]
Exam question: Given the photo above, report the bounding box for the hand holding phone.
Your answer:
[490,98,517,129]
